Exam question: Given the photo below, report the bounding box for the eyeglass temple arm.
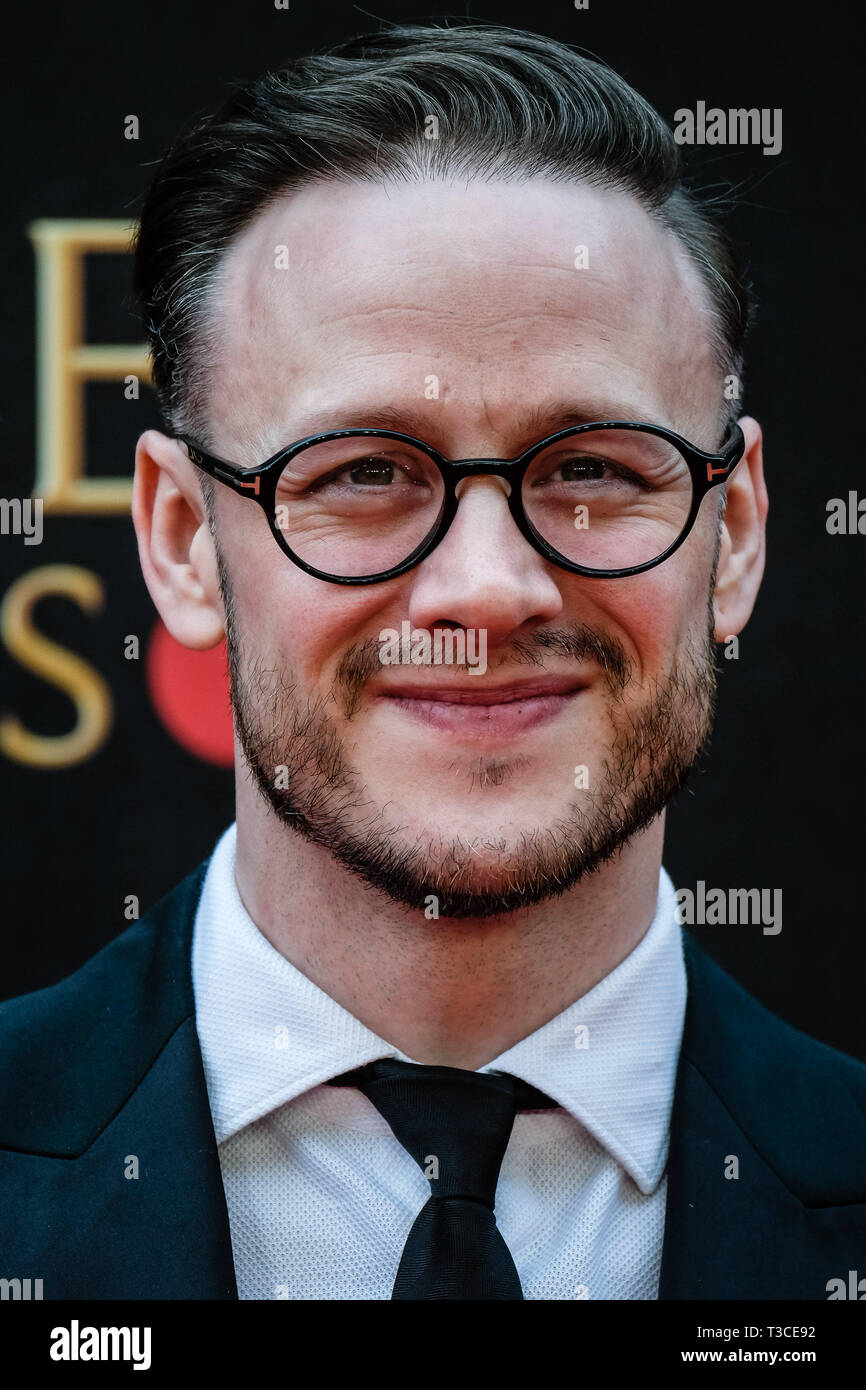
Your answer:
[175,434,262,497]
[702,423,746,487]
[722,423,746,473]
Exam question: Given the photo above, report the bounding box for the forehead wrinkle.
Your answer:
[209,312,714,461]
[217,181,700,339]
[237,354,689,460]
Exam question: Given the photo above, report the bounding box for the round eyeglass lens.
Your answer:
[521,427,694,570]
[273,435,446,578]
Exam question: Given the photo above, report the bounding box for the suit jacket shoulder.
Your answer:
[0,863,207,1157]
[679,931,866,1205]
[659,933,866,1298]
[0,862,238,1299]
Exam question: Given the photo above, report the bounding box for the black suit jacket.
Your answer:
[1,861,864,1300]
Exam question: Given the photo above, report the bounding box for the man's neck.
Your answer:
[233,779,666,1070]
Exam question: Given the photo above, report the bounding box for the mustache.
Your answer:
[336,624,632,717]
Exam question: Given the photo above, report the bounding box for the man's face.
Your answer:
[203,178,723,917]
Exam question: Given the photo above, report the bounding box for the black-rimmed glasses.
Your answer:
[175,420,745,585]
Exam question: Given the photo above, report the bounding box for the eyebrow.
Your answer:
[279,399,667,455]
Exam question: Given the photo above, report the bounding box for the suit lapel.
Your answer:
[659,932,866,1299]
[0,862,238,1299]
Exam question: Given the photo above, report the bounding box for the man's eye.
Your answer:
[345,459,396,486]
[556,458,607,482]
[538,455,650,489]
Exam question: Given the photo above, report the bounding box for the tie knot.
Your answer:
[334,1059,523,1207]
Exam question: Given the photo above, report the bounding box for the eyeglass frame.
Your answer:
[174,419,746,585]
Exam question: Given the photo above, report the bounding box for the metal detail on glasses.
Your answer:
[176,420,745,585]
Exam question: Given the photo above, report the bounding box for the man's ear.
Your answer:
[132,429,225,649]
[712,415,768,641]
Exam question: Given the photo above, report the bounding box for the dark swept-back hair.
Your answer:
[132,23,752,446]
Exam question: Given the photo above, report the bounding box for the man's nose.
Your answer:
[405,475,563,643]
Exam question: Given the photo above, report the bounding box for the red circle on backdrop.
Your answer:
[145,619,234,767]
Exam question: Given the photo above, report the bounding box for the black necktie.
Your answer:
[327,1058,558,1300]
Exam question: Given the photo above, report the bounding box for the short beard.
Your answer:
[217,543,719,921]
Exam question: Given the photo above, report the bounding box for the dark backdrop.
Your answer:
[2,0,863,1062]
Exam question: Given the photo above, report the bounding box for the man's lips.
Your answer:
[376,677,587,704]
[374,677,588,738]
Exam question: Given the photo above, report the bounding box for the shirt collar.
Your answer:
[192,823,686,1195]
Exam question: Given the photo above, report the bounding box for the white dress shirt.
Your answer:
[191,823,686,1300]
